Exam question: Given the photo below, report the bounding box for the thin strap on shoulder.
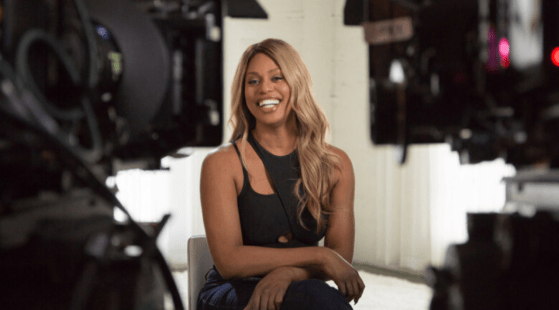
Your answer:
[231,140,241,157]
[231,140,249,181]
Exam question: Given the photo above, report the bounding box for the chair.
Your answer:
[187,235,214,310]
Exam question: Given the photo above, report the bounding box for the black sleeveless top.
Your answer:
[231,134,326,248]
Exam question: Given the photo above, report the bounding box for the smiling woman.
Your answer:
[197,38,364,310]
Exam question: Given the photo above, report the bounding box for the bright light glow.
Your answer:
[124,245,143,257]
[389,60,405,84]
[95,25,110,41]
[114,208,128,223]
[105,176,116,188]
[499,37,510,69]
[499,38,510,56]
[552,47,559,67]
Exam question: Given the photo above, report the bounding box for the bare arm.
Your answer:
[322,146,364,301]
[324,146,356,263]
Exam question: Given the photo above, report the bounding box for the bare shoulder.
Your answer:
[326,144,354,184]
[202,142,241,177]
[327,144,353,169]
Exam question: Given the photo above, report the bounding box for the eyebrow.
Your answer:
[246,68,281,76]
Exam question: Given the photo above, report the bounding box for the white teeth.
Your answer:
[259,99,280,107]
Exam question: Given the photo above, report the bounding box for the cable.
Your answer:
[72,0,99,88]
[15,29,84,121]
[0,54,62,137]
[15,28,103,163]
[77,93,103,163]
[0,55,33,122]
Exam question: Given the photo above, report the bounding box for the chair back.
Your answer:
[187,235,214,310]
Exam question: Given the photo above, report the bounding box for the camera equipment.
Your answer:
[420,170,559,310]
[0,0,266,309]
[425,209,559,310]
[345,0,559,309]
[346,0,559,167]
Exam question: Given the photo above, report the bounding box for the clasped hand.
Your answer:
[243,250,365,310]
[320,248,365,304]
[243,266,293,310]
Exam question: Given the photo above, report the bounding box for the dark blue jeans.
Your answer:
[197,267,353,310]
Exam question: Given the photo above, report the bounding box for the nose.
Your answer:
[260,78,273,93]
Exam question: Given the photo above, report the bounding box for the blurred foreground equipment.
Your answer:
[345,0,559,309]
[0,0,266,309]
[426,207,559,310]
[346,0,559,167]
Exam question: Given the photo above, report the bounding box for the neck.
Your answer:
[252,118,297,156]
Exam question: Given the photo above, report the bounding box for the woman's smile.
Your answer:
[258,98,280,108]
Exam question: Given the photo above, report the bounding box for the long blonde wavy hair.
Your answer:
[229,38,340,232]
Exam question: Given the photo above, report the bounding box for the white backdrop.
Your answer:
[114,0,516,271]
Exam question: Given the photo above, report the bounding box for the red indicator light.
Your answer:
[552,47,559,67]
[499,37,510,69]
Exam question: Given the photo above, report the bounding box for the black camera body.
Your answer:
[2,0,225,179]
[0,0,266,309]
[345,1,559,309]
[347,0,559,167]
[426,210,559,310]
